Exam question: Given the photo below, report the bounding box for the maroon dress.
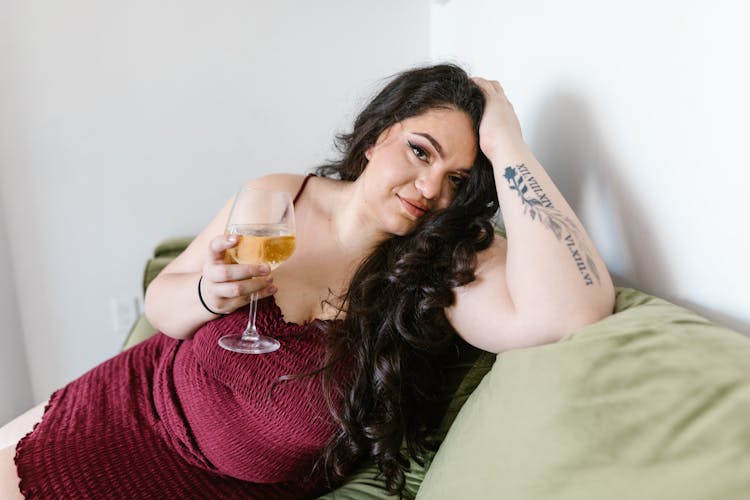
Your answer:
[14,297,347,499]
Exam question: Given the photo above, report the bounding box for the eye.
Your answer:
[448,173,467,188]
[408,141,429,162]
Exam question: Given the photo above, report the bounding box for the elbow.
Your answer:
[560,284,616,336]
[142,279,200,341]
[142,285,160,332]
[529,284,616,347]
[143,281,170,337]
[465,289,616,354]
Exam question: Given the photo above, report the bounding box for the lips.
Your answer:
[397,195,429,218]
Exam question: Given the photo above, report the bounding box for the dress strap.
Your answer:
[293,174,315,206]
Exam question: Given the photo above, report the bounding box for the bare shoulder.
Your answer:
[475,233,508,270]
[448,232,579,353]
[446,235,516,353]
[448,232,611,353]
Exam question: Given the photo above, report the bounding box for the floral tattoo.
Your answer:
[504,165,600,286]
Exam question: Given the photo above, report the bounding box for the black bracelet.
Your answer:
[198,275,227,316]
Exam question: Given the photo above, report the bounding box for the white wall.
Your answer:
[0,0,34,423]
[5,0,747,418]
[431,0,750,334]
[0,0,431,407]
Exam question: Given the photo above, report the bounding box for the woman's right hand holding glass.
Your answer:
[199,234,278,316]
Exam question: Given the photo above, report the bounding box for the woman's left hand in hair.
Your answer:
[471,77,526,160]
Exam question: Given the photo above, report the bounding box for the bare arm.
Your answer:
[144,174,302,339]
[447,79,615,353]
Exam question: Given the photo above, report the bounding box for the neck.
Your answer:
[328,179,390,257]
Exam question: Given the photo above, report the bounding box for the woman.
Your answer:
[0,64,614,498]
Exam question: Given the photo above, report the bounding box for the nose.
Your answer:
[415,169,442,200]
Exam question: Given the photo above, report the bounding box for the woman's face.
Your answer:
[360,107,478,236]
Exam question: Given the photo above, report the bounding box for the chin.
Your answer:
[378,215,412,237]
[373,202,413,237]
[392,217,420,237]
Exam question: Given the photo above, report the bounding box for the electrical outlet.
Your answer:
[110,297,140,335]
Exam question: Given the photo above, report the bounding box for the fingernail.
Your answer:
[265,277,274,283]
[267,285,277,294]
[227,234,237,243]
[258,264,270,274]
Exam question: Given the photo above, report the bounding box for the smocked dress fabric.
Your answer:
[14,296,347,499]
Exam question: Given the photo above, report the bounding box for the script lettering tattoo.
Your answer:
[504,165,600,286]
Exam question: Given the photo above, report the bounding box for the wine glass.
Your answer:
[218,188,296,354]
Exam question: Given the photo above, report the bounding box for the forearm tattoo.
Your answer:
[504,165,601,286]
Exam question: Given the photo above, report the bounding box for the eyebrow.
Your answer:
[413,132,444,159]
[412,132,473,173]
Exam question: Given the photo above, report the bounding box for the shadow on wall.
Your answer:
[528,89,672,293]
[527,90,750,336]
[0,194,34,423]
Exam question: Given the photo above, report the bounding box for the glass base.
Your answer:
[218,333,280,354]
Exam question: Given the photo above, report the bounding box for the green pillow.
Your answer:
[417,288,750,499]
[141,236,194,292]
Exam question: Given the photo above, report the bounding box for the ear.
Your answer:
[365,146,373,161]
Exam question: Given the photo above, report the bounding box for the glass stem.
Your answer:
[241,291,260,342]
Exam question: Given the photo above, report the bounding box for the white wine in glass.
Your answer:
[218,188,296,354]
[225,225,295,271]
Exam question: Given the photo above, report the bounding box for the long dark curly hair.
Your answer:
[314,64,499,495]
